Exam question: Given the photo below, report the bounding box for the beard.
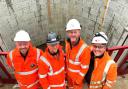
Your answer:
[70,36,80,46]
[48,48,59,56]
[51,48,58,54]
[20,48,29,56]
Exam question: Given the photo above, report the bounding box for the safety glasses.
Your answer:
[92,44,106,49]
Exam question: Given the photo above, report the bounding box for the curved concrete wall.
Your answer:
[0,0,127,50]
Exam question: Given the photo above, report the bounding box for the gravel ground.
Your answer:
[0,84,14,89]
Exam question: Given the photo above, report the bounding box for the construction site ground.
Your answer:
[0,74,127,89]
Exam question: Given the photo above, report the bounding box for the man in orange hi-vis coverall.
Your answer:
[6,30,43,89]
[38,32,66,89]
[65,19,91,89]
[85,32,117,89]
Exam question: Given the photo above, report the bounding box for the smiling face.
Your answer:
[66,29,80,45]
[15,41,30,56]
[92,43,107,56]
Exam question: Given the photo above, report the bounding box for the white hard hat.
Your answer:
[92,32,108,44]
[14,30,31,41]
[66,19,81,31]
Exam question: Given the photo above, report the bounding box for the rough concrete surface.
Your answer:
[113,74,128,89]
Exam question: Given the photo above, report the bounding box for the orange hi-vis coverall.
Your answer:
[88,51,117,89]
[7,46,43,89]
[38,47,66,89]
[65,38,91,89]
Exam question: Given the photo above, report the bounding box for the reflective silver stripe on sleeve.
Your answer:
[40,56,64,76]
[39,74,47,78]
[69,59,80,65]
[51,67,64,76]
[89,85,102,88]
[81,64,89,69]
[40,56,53,75]
[90,81,102,84]
[107,80,116,84]
[79,72,85,77]
[27,80,39,88]
[68,68,80,73]
[9,50,14,67]
[18,80,39,88]
[47,86,50,89]
[36,49,40,62]
[68,68,85,77]
[105,80,116,88]
[106,82,112,88]
[75,43,87,62]
[16,68,38,75]
[102,60,115,81]
[50,81,65,87]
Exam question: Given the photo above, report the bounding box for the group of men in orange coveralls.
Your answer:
[6,19,117,89]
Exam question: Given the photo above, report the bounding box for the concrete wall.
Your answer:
[0,0,127,51]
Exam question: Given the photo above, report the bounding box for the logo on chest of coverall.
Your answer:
[30,63,36,68]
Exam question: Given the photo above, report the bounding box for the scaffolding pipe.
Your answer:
[99,0,111,30]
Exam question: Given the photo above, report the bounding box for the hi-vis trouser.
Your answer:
[67,76,84,89]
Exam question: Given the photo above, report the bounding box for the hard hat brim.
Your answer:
[14,38,30,41]
[92,37,108,44]
[66,28,81,31]
[47,41,60,45]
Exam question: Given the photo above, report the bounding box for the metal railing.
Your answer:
[0,45,128,83]
[0,52,16,84]
[107,45,128,75]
